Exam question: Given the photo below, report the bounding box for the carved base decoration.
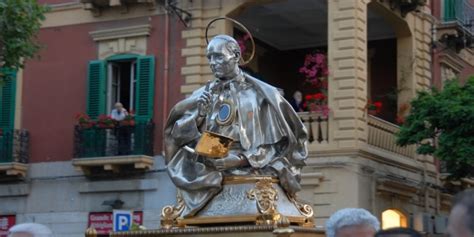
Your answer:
[287,195,315,227]
[160,194,185,229]
[246,177,283,226]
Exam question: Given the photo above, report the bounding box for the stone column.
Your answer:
[179,0,237,96]
[327,0,369,150]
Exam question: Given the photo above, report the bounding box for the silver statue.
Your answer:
[164,35,308,218]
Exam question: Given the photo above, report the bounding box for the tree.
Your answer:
[396,77,474,179]
[0,0,48,81]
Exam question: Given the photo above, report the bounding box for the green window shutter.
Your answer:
[0,70,17,130]
[86,60,107,119]
[135,55,155,122]
[443,0,456,22]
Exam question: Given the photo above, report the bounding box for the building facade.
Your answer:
[431,0,474,195]
[0,0,455,236]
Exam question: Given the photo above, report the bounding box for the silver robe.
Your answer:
[164,73,308,217]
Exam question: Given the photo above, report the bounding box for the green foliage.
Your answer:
[0,0,48,80]
[396,77,474,179]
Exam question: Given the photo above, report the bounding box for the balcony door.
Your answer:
[107,60,137,114]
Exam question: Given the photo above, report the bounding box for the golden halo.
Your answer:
[205,17,256,66]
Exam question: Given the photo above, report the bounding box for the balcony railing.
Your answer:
[443,0,474,34]
[73,122,154,158]
[368,115,416,158]
[298,112,329,144]
[0,129,29,163]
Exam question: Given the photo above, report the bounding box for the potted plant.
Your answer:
[299,52,330,116]
[396,103,410,125]
[75,113,95,129]
[304,93,330,118]
[367,100,383,115]
[97,115,115,129]
[120,110,135,127]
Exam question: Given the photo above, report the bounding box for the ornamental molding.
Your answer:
[438,53,464,73]
[89,24,150,59]
[90,24,151,42]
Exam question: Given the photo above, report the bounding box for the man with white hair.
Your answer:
[8,223,53,237]
[447,188,474,237]
[326,208,380,237]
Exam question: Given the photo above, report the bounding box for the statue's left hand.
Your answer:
[205,154,246,171]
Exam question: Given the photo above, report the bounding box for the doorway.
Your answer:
[107,60,137,114]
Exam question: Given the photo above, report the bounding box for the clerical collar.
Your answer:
[212,70,246,91]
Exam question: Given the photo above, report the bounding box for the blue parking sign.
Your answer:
[113,210,133,232]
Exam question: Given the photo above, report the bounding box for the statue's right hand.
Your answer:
[197,90,212,117]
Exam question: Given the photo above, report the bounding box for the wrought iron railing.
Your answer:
[443,0,474,34]
[73,122,154,158]
[0,129,29,163]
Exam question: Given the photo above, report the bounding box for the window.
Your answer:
[86,55,155,121]
[382,209,408,229]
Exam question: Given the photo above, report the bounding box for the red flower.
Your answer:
[305,95,313,101]
[313,93,325,101]
[374,102,383,113]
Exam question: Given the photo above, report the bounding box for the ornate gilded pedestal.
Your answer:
[161,177,314,229]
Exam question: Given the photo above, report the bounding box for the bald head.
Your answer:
[206,34,241,80]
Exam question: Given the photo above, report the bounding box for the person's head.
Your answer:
[114,102,123,110]
[375,227,421,237]
[326,208,380,237]
[206,34,241,80]
[8,223,53,237]
[293,91,303,103]
[448,188,474,237]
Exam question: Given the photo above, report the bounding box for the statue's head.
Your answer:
[206,35,241,80]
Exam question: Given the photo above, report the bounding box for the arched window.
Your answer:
[382,209,408,229]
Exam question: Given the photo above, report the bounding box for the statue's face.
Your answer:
[206,39,239,80]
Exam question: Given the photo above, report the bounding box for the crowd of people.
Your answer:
[6,186,473,237]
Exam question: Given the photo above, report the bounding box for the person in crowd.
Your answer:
[375,227,422,237]
[447,188,474,237]
[326,208,380,237]
[8,223,53,237]
[110,102,128,121]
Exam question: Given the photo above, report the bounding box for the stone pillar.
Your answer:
[179,0,236,96]
[327,0,369,149]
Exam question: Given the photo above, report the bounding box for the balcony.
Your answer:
[438,0,474,52]
[72,122,154,176]
[367,115,416,158]
[0,129,29,179]
[299,112,421,164]
[298,112,329,146]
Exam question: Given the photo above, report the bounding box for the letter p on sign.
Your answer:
[113,210,133,232]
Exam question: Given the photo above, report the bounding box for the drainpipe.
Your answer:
[163,2,170,138]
